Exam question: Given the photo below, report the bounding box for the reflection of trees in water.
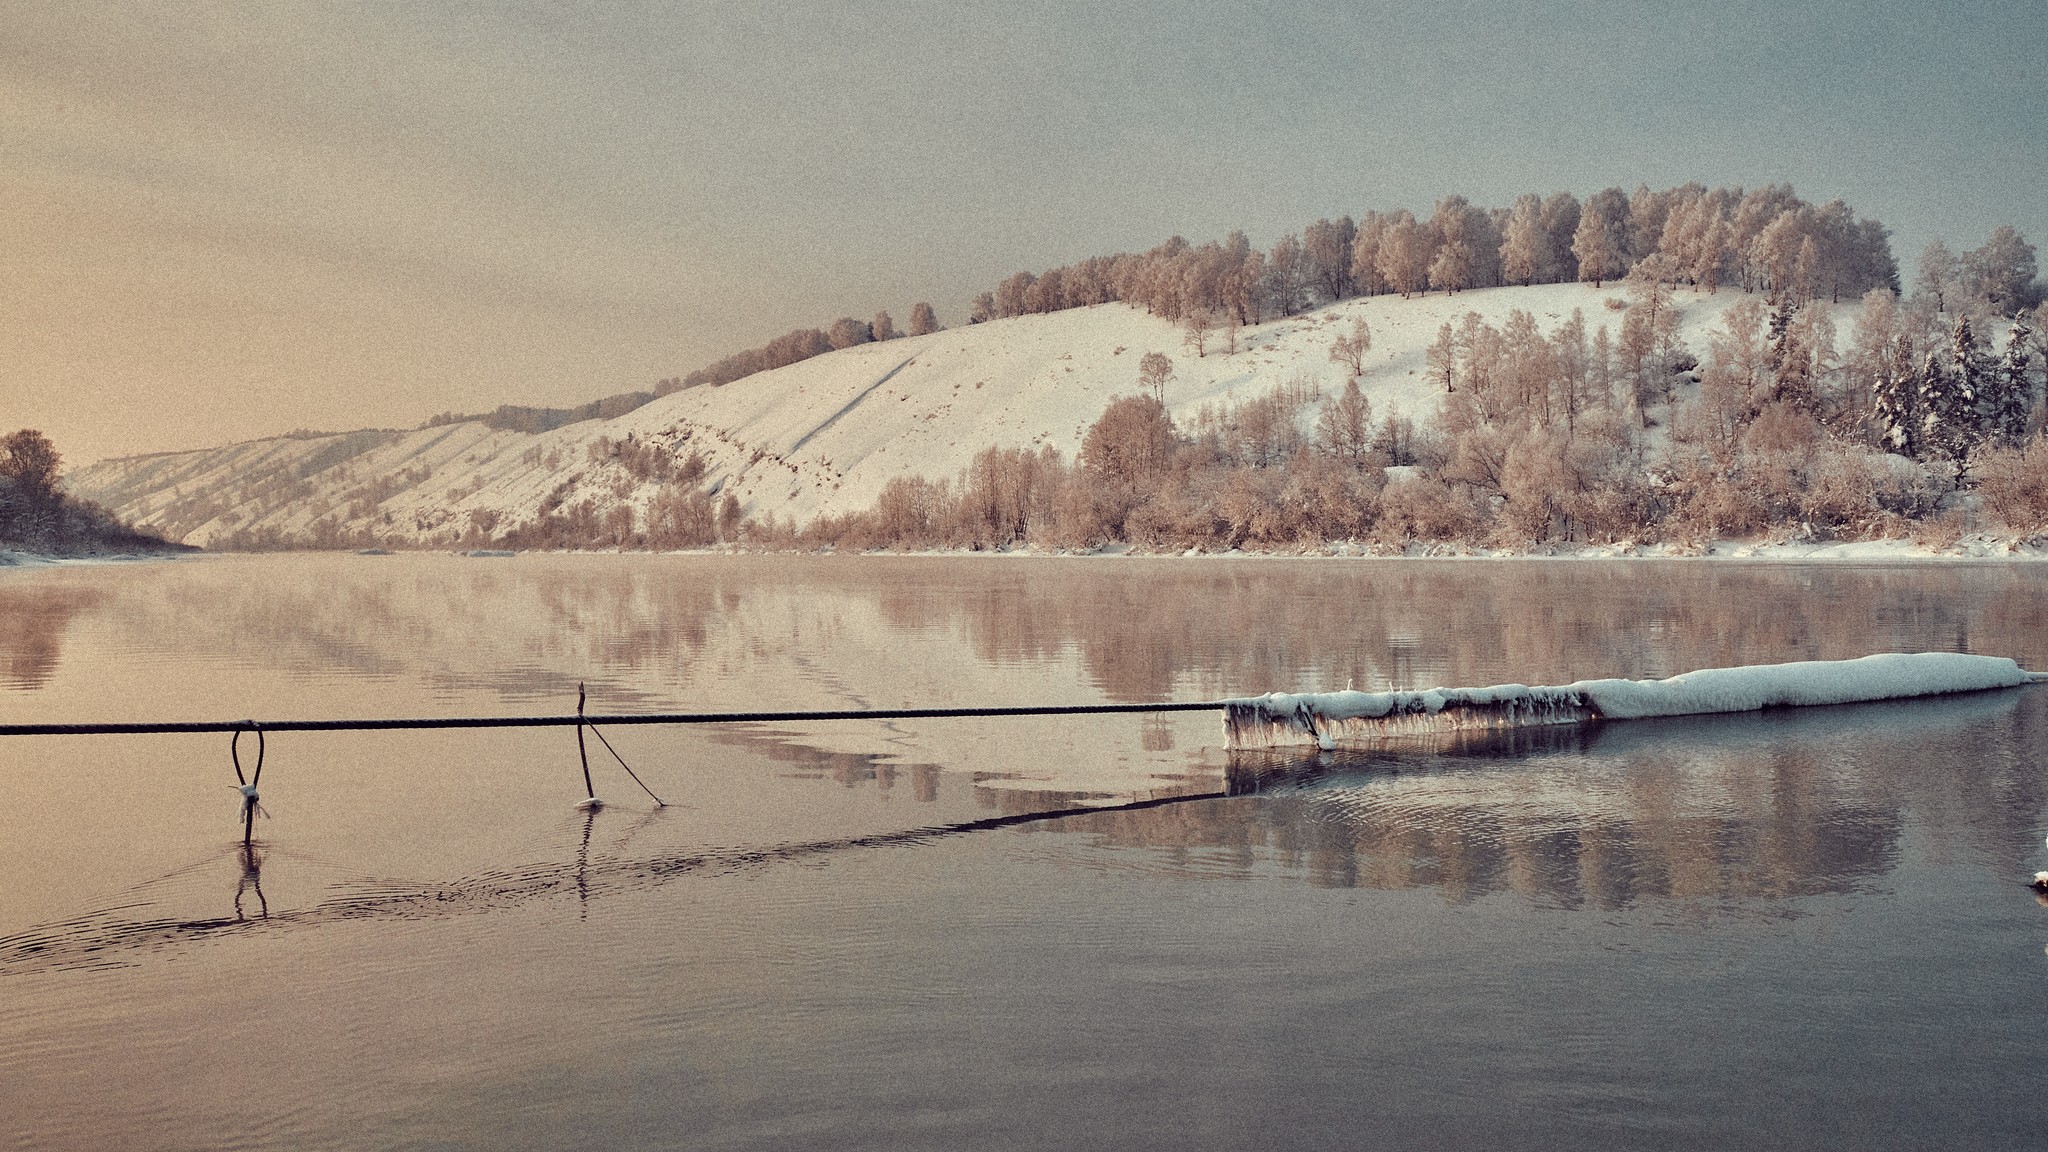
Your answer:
[1042,694,2048,907]
[0,585,101,690]
[876,560,2048,703]
[94,557,734,705]
[50,556,2048,716]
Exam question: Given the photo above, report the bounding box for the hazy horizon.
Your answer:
[7,0,2045,465]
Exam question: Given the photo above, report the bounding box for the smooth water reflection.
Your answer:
[2,554,2047,1150]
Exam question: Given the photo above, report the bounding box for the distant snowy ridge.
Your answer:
[65,283,1725,549]
[1224,652,2040,749]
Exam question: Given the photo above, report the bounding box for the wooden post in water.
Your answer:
[231,724,265,846]
[575,683,601,809]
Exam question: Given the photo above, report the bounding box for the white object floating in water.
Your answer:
[574,797,604,811]
[2033,872,2048,891]
[1224,652,2042,751]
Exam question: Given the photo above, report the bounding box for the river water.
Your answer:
[2,553,2046,1150]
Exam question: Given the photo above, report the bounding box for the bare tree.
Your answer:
[908,301,941,336]
[871,311,900,341]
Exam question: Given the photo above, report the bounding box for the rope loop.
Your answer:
[229,721,265,787]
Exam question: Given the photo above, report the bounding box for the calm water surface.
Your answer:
[2,553,2047,1150]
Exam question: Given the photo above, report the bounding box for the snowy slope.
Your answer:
[69,283,1734,548]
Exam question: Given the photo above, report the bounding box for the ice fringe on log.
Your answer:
[1223,652,2046,751]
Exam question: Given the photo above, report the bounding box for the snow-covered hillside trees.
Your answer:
[966,183,1901,334]
[790,279,2048,553]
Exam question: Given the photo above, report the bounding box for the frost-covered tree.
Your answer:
[1427,196,1498,294]
[1138,351,1175,402]
[1626,184,1671,264]
[1264,234,1308,316]
[1427,323,1458,392]
[1329,317,1371,378]
[1349,212,1388,297]
[1499,194,1548,286]
[908,301,941,336]
[1553,308,1591,428]
[1182,309,1215,358]
[969,292,995,324]
[1316,378,1375,463]
[827,317,873,349]
[1378,210,1436,298]
[1539,192,1581,285]
[1573,187,1631,287]
[1082,394,1175,487]
[1916,241,1961,313]
[1303,216,1357,302]
[1792,236,1822,304]
[871,311,899,341]
[993,272,1036,318]
[1963,226,2040,316]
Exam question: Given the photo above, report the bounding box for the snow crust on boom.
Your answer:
[1224,652,2040,751]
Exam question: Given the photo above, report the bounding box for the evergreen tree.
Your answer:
[1952,314,1990,442]
[1918,317,1988,465]
[1766,298,1813,412]
[1872,333,1918,456]
[1989,317,2036,444]
[1916,349,1958,461]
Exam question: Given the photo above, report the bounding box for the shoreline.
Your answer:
[0,547,202,570]
[17,531,2048,567]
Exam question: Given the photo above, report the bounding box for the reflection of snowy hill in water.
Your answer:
[1056,691,2047,906]
[68,284,1728,547]
[12,690,2039,976]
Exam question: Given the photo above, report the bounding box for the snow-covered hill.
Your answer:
[69,283,1735,548]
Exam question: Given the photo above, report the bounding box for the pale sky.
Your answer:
[5,1,2044,464]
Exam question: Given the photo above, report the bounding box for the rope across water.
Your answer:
[0,700,1232,738]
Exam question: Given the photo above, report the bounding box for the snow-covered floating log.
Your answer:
[1223,652,2045,752]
